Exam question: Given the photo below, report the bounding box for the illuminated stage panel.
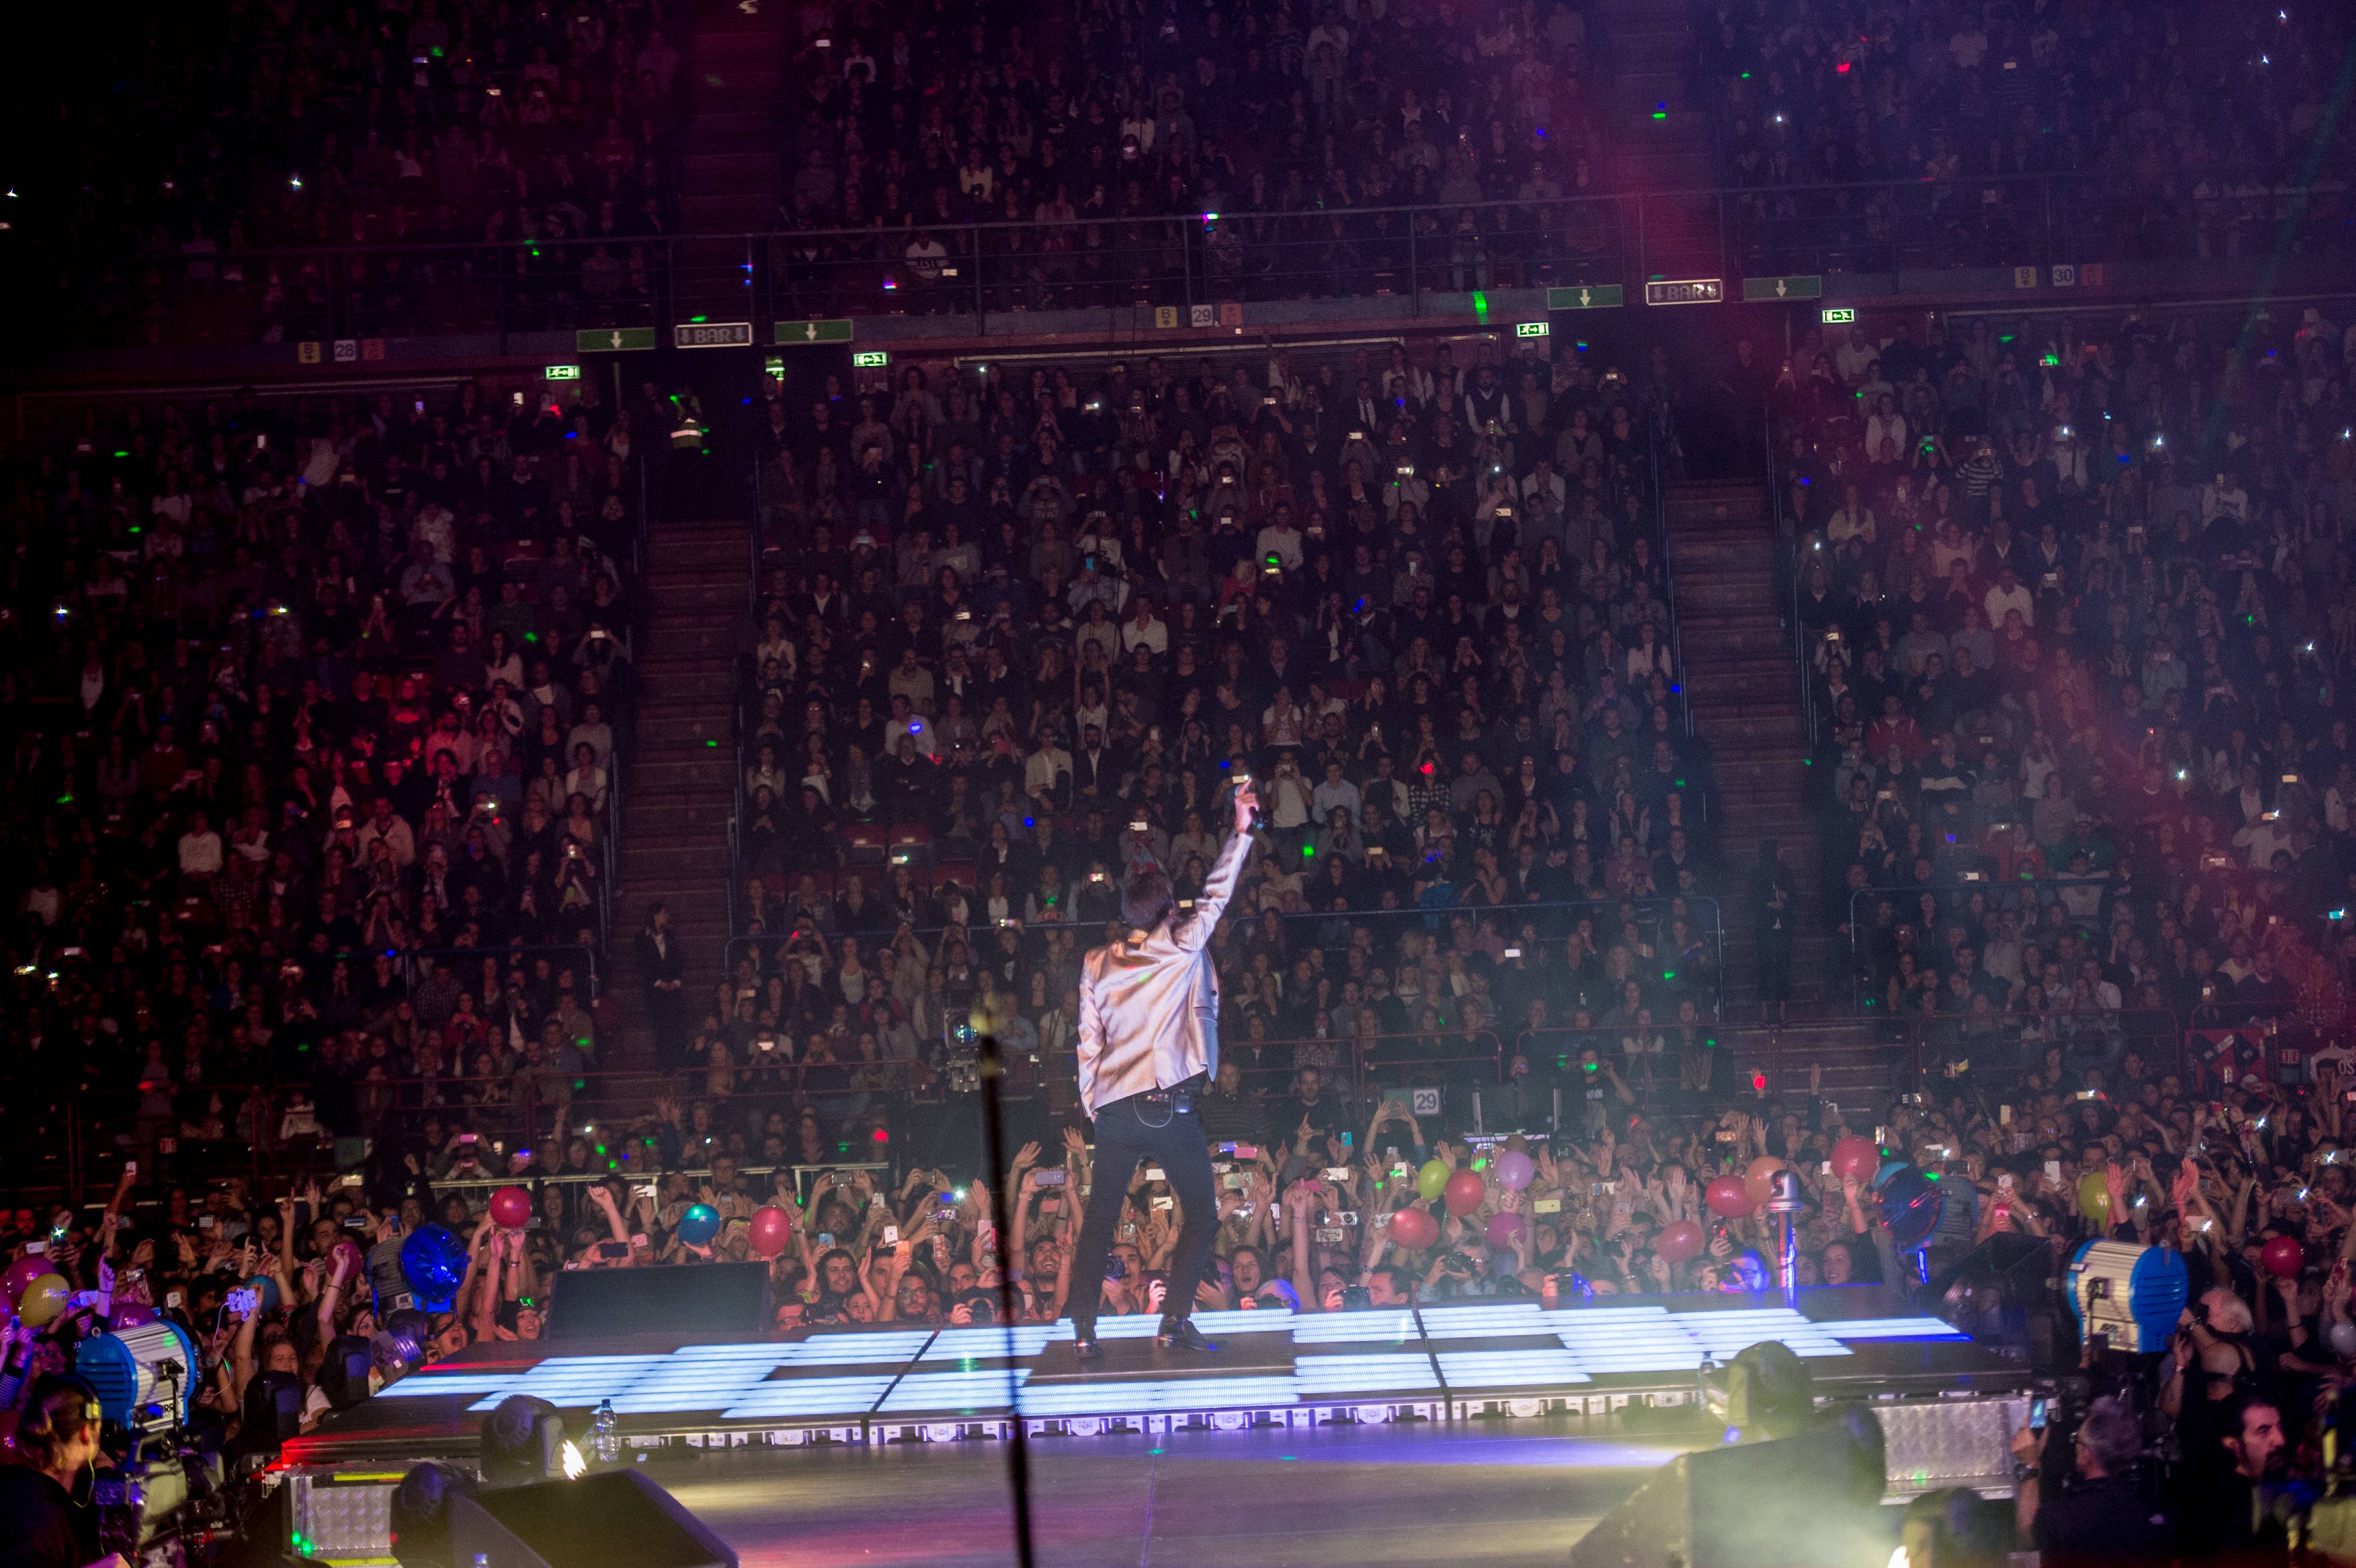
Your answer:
[1823,1317,1973,1342]
[719,1376,898,1421]
[1291,1310,1419,1344]
[773,1332,937,1365]
[923,1326,1057,1360]
[1674,1309,1854,1360]
[1291,1353,1442,1395]
[879,1369,1030,1413]
[461,1355,693,1412]
[1419,1303,1551,1335]
[378,1376,520,1401]
[1436,1350,1594,1388]
[1549,1321,1712,1374]
[1018,1376,1302,1417]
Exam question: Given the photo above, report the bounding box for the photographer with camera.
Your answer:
[2008,1395,2169,1566]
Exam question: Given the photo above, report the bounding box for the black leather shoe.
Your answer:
[1072,1327,1103,1361]
[1155,1318,1220,1353]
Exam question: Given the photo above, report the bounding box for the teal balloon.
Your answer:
[677,1204,721,1247]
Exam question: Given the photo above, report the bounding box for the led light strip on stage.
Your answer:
[366,1305,1974,1433]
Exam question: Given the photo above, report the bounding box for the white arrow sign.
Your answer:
[1579,288,1591,307]
[609,331,624,349]
[804,322,818,341]
[1775,279,1788,297]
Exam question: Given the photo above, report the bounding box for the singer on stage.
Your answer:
[1065,779,1259,1358]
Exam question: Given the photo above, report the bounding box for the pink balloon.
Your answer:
[1485,1211,1527,1249]
[2263,1235,2304,1278]
[488,1185,533,1229]
[2,1256,48,1308]
[1443,1169,1488,1218]
[112,1301,158,1329]
[1493,1150,1536,1191]
[1657,1220,1706,1263]
[1829,1136,1880,1181]
[1704,1174,1756,1218]
[1388,1207,1440,1250]
[748,1206,795,1260]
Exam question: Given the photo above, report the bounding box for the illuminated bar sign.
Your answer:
[675,321,755,349]
[1643,279,1723,306]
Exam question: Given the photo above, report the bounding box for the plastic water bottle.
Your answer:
[593,1398,619,1464]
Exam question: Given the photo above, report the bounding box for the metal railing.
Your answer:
[50,167,2356,352]
[1846,878,2133,1010]
[720,893,1727,1014]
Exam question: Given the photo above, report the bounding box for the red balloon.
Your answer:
[1705,1174,1756,1218]
[2,1255,48,1308]
[488,1185,533,1229]
[748,1206,796,1260]
[2262,1235,2305,1278]
[1829,1136,1880,1181]
[1485,1211,1528,1249]
[1443,1169,1488,1218]
[1656,1220,1706,1263]
[1388,1206,1440,1250]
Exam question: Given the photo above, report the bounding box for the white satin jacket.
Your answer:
[1075,826,1254,1113]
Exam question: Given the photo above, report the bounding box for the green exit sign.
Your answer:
[544,364,581,380]
[852,350,890,367]
[1821,307,1857,324]
[1514,321,1550,338]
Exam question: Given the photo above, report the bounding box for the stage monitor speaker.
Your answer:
[544,1262,771,1341]
[448,1470,734,1568]
[1569,1417,1890,1568]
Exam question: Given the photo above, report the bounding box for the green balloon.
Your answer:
[1417,1159,1451,1202]
[2077,1171,2110,1223]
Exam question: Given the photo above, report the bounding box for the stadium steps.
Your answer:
[675,0,790,315]
[607,515,752,1068]
[1663,480,1836,1027]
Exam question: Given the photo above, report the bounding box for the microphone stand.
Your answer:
[976,1031,1037,1568]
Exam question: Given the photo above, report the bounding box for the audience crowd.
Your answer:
[31,0,687,344]
[0,376,657,1217]
[1698,0,2356,275]
[723,338,1729,1118]
[1778,301,2356,1086]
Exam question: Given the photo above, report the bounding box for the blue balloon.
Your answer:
[676,1204,721,1247]
[400,1225,467,1311]
[238,1275,282,1316]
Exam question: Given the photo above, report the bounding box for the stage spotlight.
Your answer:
[481,1396,574,1489]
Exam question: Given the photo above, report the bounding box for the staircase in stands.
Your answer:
[675,0,787,319]
[607,517,745,1071]
[1665,479,1895,1104]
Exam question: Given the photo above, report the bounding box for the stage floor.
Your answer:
[297,1286,2015,1466]
[660,1417,1774,1568]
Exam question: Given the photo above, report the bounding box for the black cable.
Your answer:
[975,1033,1036,1568]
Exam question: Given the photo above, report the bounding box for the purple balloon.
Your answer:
[1493,1150,1536,1191]
[1485,1211,1528,1249]
[112,1301,158,1329]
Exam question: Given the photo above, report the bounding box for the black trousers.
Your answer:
[1066,1089,1217,1329]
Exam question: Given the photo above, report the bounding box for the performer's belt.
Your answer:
[1121,1074,1207,1116]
